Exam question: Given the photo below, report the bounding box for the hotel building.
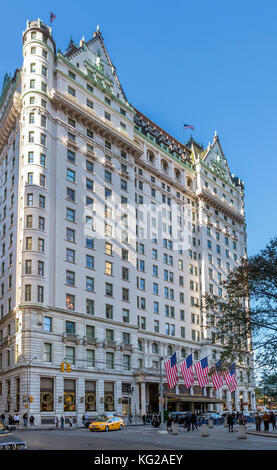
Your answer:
[0,19,255,425]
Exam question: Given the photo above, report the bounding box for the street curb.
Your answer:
[246,431,277,438]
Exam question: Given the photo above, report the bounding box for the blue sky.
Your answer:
[1,0,276,256]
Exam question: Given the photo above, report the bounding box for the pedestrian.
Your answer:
[186,414,191,432]
[55,416,59,429]
[227,413,234,432]
[8,415,13,425]
[191,413,198,431]
[69,416,73,428]
[29,415,35,427]
[255,413,262,431]
[129,413,133,424]
[269,412,276,431]
[13,414,20,427]
[23,412,28,428]
[60,415,64,430]
[142,414,146,425]
[263,412,270,432]
[166,415,173,432]
[0,414,5,425]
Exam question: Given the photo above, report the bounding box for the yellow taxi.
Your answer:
[89,416,125,432]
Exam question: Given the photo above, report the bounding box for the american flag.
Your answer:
[210,360,224,390]
[224,363,237,393]
[50,12,56,24]
[164,352,178,389]
[184,124,195,131]
[194,357,209,388]
[180,354,194,389]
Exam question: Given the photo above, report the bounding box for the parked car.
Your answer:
[0,435,27,450]
[0,422,27,450]
[170,412,192,425]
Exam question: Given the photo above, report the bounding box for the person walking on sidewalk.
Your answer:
[60,415,64,430]
[55,416,59,429]
[29,415,35,427]
[263,412,270,432]
[269,412,276,431]
[13,414,20,427]
[0,414,5,426]
[255,413,262,431]
[191,413,198,431]
[23,413,28,428]
[227,413,234,432]
[166,415,173,432]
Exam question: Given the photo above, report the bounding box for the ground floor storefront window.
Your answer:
[85,381,96,411]
[40,377,54,411]
[64,379,76,412]
[104,382,114,412]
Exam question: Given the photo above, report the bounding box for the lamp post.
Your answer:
[158,356,168,434]
[5,348,37,429]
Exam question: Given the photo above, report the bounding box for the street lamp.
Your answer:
[5,348,37,429]
[158,356,168,434]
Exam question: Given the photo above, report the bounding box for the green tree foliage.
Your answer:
[204,238,277,373]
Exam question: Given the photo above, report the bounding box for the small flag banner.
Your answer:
[50,12,56,24]
[164,352,178,389]
[184,123,195,130]
[179,354,194,389]
[224,362,238,393]
[194,357,209,388]
[210,360,224,390]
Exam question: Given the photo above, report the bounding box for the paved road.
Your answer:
[10,425,277,450]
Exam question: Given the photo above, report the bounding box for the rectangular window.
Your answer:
[86,299,94,315]
[86,255,94,269]
[66,294,75,310]
[86,277,94,292]
[44,343,52,362]
[67,149,75,163]
[86,349,95,367]
[68,86,76,97]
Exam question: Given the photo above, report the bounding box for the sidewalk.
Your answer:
[246,428,277,438]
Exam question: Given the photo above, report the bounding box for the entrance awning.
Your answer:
[166,393,225,404]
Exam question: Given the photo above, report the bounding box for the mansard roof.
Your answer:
[63,27,128,104]
[134,109,193,165]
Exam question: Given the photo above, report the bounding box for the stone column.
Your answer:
[77,377,85,425]
[226,390,231,411]
[217,389,223,413]
[234,390,240,411]
[140,382,146,415]
[243,390,248,411]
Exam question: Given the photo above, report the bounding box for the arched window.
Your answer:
[147,150,155,164]
[186,177,193,189]
[161,159,168,173]
[181,348,186,358]
[175,168,181,181]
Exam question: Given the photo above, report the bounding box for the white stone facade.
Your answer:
[0,19,255,425]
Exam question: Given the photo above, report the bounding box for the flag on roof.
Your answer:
[184,124,195,130]
[210,360,224,390]
[180,354,194,389]
[224,363,237,393]
[50,12,56,24]
[194,357,209,388]
[164,352,178,389]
